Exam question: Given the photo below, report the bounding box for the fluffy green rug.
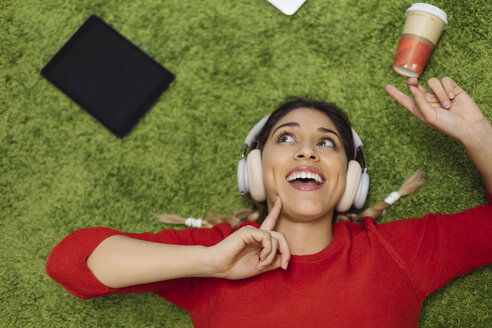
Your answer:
[1,0,491,327]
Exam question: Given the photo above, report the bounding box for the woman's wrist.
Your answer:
[459,119,492,193]
[460,119,492,153]
[159,244,221,279]
[199,244,230,279]
[194,245,222,278]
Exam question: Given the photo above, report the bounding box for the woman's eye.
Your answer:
[277,133,295,143]
[318,138,335,147]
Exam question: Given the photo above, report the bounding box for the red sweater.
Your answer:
[46,194,492,328]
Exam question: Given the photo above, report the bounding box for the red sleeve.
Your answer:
[46,223,234,306]
[375,192,492,296]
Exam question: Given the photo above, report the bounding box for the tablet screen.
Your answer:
[41,15,176,138]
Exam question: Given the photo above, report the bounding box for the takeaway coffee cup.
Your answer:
[393,3,448,77]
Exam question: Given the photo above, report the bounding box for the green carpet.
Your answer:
[1,0,491,327]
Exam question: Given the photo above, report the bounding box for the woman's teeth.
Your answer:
[286,172,323,185]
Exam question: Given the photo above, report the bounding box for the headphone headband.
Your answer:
[243,114,270,149]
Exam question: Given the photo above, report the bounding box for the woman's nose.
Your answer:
[295,143,319,161]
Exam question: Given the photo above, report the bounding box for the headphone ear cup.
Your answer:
[353,169,369,209]
[237,158,249,195]
[246,149,265,202]
[336,160,362,212]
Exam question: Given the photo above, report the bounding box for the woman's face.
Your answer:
[261,107,348,222]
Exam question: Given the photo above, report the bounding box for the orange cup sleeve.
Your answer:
[393,38,433,77]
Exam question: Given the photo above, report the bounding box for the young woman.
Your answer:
[46,76,492,327]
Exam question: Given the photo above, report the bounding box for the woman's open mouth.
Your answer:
[285,166,326,191]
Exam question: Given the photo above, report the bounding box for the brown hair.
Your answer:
[157,98,425,228]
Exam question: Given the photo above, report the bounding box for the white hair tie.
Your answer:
[384,191,401,205]
[185,218,203,228]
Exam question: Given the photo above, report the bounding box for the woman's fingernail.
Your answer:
[443,101,451,108]
[448,92,454,99]
[409,86,416,95]
[257,266,264,271]
[283,262,289,270]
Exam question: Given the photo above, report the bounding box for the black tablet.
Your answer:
[41,15,176,139]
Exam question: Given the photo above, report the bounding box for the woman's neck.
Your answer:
[275,215,334,256]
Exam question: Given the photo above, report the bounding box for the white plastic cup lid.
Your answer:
[406,3,448,28]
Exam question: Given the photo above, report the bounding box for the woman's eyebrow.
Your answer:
[272,122,299,135]
[318,127,341,140]
[272,123,341,140]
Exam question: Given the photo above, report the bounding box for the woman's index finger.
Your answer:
[385,84,415,111]
[260,196,282,231]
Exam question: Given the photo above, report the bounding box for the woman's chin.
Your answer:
[282,204,334,223]
[265,191,334,221]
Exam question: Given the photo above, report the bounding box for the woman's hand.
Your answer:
[385,77,487,143]
[206,197,291,280]
[386,76,492,193]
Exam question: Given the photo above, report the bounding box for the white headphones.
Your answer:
[237,114,369,212]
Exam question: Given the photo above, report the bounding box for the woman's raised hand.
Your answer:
[385,77,487,143]
[386,76,492,193]
[206,197,291,280]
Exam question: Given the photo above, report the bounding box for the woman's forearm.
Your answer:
[461,120,492,194]
[86,235,213,288]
